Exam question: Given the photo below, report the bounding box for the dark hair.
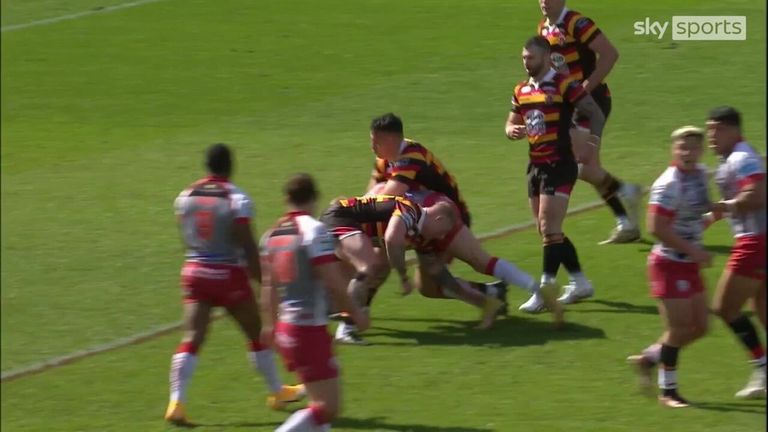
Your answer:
[205,143,233,176]
[370,113,404,135]
[524,35,551,53]
[284,173,318,206]
[708,106,741,128]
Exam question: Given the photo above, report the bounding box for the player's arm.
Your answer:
[583,34,619,94]
[711,168,766,214]
[647,184,711,266]
[234,222,262,281]
[377,179,409,196]
[258,253,278,327]
[417,252,464,298]
[505,111,526,140]
[384,216,409,284]
[367,158,388,192]
[315,261,370,331]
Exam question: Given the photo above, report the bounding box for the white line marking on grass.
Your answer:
[6,158,764,382]
[1,0,170,32]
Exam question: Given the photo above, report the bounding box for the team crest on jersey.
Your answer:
[524,109,546,137]
[520,85,532,94]
[550,53,568,74]
[676,280,690,292]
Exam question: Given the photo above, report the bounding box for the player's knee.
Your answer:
[711,304,737,322]
[541,232,564,245]
[310,401,338,423]
[691,323,708,341]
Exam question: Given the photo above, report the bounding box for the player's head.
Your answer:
[706,106,742,156]
[421,201,459,240]
[283,173,319,212]
[539,0,565,17]
[206,143,233,177]
[370,113,404,160]
[670,126,704,170]
[522,36,551,78]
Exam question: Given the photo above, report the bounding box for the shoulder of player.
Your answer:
[294,215,330,241]
[396,141,428,161]
[652,166,679,188]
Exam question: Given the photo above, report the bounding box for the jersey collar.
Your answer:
[528,68,557,89]
[205,175,229,182]
[545,7,569,27]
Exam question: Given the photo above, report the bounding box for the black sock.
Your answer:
[660,344,680,394]
[599,173,627,217]
[469,281,488,294]
[561,237,582,274]
[543,241,564,278]
[727,315,767,365]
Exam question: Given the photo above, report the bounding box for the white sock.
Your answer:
[616,216,632,230]
[276,408,323,432]
[169,352,198,403]
[569,272,590,288]
[248,349,282,394]
[540,274,556,287]
[492,259,536,292]
[658,367,677,390]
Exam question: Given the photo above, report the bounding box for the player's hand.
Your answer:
[506,125,527,140]
[259,326,274,348]
[690,249,713,268]
[400,278,414,297]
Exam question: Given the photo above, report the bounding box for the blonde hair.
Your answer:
[670,125,704,141]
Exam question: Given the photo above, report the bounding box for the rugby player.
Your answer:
[626,127,711,408]
[536,0,642,245]
[505,36,601,312]
[261,173,370,432]
[704,107,766,399]
[165,144,303,426]
[365,113,544,316]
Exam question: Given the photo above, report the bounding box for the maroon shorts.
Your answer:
[180,262,253,307]
[647,253,705,299]
[727,234,766,281]
[275,322,339,383]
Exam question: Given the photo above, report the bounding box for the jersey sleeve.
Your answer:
[648,177,678,218]
[733,154,766,189]
[231,192,254,224]
[560,76,587,105]
[392,199,423,234]
[307,224,339,266]
[389,154,427,184]
[569,13,602,45]
[510,84,522,113]
[174,192,189,216]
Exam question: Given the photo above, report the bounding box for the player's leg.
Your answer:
[276,378,340,432]
[752,286,766,329]
[226,296,305,410]
[712,269,766,399]
[165,300,212,425]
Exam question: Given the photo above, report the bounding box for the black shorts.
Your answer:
[319,204,364,239]
[527,160,578,198]
[574,84,611,129]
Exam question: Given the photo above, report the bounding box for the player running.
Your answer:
[703,106,766,399]
[165,144,304,426]
[536,0,643,244]
[365,113,546,317]
[505,36,600,312]
[261,173,369,432]
[626,127,711,408]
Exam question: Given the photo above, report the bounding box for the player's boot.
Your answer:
[658,390,690,408]
[538,281,564,328]
[484,280,509,316]
[334,321,370,345]
[267,384,307,410]
[557,279,594,304]
[599,225,641,245]
[735,365,766,399]
[518,292,545,314]
[627,354,656,397]
[328,311,349,322]
[164,400,190,425]
[478,296,504,329]
[620,183,644,229]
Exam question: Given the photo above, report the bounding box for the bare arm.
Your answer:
[417,252,464,297]
[574,95,606,138]
[384,217,409,282]
[711,178,766,214]
[234,222,261,281]
[258,255,278,330]
[377,179,409,197]
[505,111,526,140]
[583,34,619,94]
[315,262,369,331]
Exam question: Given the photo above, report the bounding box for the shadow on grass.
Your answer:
[336,416,494,431]
[692,400,766,414]
[366,314,605,347]
[565,299,658,315]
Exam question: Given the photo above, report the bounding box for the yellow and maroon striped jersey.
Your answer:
[336,195,424,242]
[511,69,586,164]
[370,139,470,225]
[537,9,605,90]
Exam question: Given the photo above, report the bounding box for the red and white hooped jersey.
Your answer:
[648,164,711,262]
[714,141,766,238]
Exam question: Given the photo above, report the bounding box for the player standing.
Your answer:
[704,107,766,399]
[536,0,643,246]
[626,127,711,408]
[260,173,370,432]
[165,144,303,425]
[505,36,601,312]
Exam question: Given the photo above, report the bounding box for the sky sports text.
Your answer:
[634,16,746,41]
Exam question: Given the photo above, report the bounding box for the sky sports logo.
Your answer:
[634,16,746,40]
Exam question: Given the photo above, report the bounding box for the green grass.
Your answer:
[1,0,765,431]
